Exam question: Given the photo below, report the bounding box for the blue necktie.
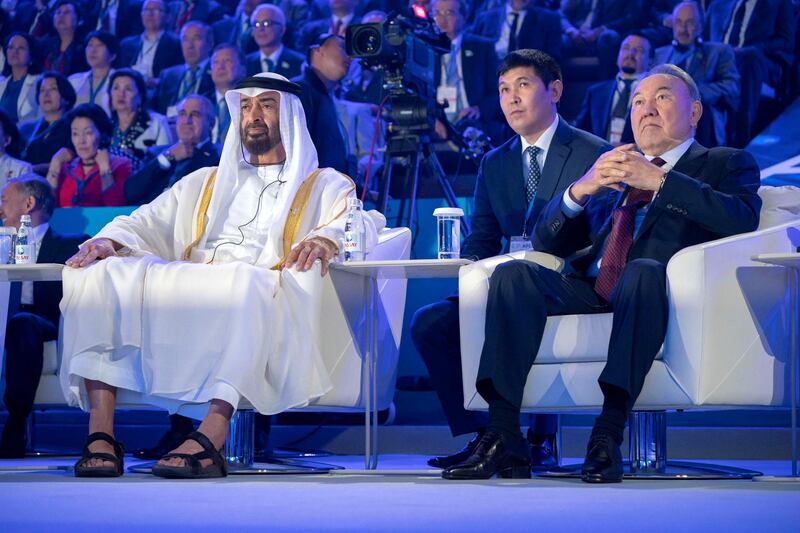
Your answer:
[525,146,542,203]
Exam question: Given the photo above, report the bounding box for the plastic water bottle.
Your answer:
[15,214,35,264]
[344,198,366,262]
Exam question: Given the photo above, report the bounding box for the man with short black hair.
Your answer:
[412,49,611,476]
[0,174,87,458]
[154,20,215,116]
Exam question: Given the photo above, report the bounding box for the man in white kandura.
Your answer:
[59,72,384,479]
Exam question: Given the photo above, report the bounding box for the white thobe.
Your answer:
[59,165,382,418]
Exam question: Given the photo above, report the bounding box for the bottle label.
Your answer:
[344,232,363,252]
[15,244,32,264]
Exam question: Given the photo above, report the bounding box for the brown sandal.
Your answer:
[151,431,228,479]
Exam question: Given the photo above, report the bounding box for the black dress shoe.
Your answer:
[133,428,193,460]
[581,433,623,483]
[442,431,531,480]
[527,428,558,470]
[427,431,484,469]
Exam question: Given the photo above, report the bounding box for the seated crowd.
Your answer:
[0,0,794,206]
[0,0,792,483]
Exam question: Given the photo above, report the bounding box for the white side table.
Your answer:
[752,253,800,479]
[330,259,471,468]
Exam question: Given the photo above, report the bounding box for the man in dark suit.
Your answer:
[245,4,305,79]
[119,0,184,89]
[212,0,267,56]
[0,175,88,458]
[412,49,611,473]
[295,0,359,51]
[86,0,144,40]
[560,0,643,78]
[442,64,761,482]
[166,0,227,32]
[575,34,652,146]
[470,0,562,61]
[431,0,503,144]
[125,94,220,204]
[154,20,215,116]
[706,0,795,147]
[292,33,352,175]
[653,2,740,147]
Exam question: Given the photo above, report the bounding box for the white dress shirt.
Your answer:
[133,31,164,79]
[520,114,560,189]
[495,4,527,58]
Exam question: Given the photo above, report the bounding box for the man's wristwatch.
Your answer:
[164,151,177,165]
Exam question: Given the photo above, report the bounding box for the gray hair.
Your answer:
[646,63,701,102]
[7,174,56,217]
[178,93,215,121]
[673,1,704,27]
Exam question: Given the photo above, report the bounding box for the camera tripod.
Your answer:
[376,131,471,237]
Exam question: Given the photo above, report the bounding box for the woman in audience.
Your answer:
[108,68,173,172]
[19,72,76,174]
[0,110,32,189]
[69,31,118,116]
[48,103,131,207]
[42,0,89,76]
[0,32,40,123]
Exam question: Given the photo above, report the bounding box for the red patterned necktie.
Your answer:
[593,157,666,301]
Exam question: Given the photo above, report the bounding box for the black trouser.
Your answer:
[728,46,782,148]
[411,296,557,437]
[3,312,57,430]
[476,258,669,413]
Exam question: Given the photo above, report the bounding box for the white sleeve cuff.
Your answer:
[157,153,171,169]
[561,187,585,218]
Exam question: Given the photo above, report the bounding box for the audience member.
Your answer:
[0,32,39,122]
[638,0,680,49]
[41,0,89,76]
[212,0,267,55]
[118,0,183,91]
[11,1,55,38]
[575,34,651,146]
[559,0,640,79]
[0,174,87,458]
[207,43,246,146]
[292,33,352,175]
[412,49,610,474]
[19,72,76,173]
[0,111,33,186]
[109,68,174,172]
[49,103,131,207]
[167,0,226,33]
[706,0,795,147]
[471,0,562,61]
[245,4,304,79]
[431,0,502,143]
[154,20,214,116]
[125,94,218,204]
[654,1,739,147]
[68,31,118,115]
[296,0,359,51]
[86,0,144,40]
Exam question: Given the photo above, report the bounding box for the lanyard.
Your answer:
[89,71,110,104]
[520,191,537,239]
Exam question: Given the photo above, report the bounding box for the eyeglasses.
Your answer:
[253,20,282,29]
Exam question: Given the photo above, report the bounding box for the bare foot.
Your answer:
[157,438,212,468]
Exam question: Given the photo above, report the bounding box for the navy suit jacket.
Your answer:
[706,0,795,67]
[118,31,184,78]
[124,141,220,204]
[245,48,305,79]
[533,142,762,274]
[574,79,634,145]
[166,0,226,28]
[155,62,215,114]
[292,68,349,175]
[471,6,562,61]
[85,0,144,40]
[27,228,89,326]
[294,16,360,51]
[212,15,259,55]
[462,118,611,260]
[559,0,641,34]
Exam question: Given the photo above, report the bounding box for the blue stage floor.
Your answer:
[1,455,798,532]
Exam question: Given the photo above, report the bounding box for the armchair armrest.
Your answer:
[663,219,800,406]
[459,250,564,407]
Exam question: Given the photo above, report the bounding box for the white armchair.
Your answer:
[458,186,800,478]
[27,227,411,472]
